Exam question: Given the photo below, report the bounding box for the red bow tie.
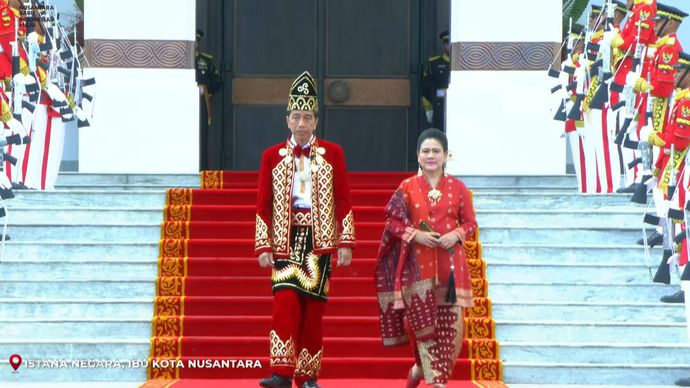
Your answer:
[293,145,311,158]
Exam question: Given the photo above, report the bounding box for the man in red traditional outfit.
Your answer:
[255,71,355,388]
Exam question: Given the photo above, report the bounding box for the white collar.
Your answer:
[290,135,313,148]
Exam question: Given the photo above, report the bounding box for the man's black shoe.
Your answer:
[11,182,27,190]
[300,380,321,388]
[616,183,637,193]
[259,373,292,388]
[676,377,690,386]
[661,290,685,303]
[637,231,663,247]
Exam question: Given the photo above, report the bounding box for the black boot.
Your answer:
[300,380,321,388]
[617,183,638,193]
[676,377,690,386]
[637,231,663,247]
[259,373,292,388]
[660,290,685,303]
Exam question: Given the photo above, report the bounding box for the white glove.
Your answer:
[625,72,639,88]
[646,47,657,59]
[425,110,433,123]
[602,29,615,47]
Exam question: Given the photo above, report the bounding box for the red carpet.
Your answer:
[142,171,507,387]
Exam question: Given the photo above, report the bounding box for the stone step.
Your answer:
[2,208,165,224]
[487,263,656,284]
[0,241,159,260]
[0,339,150,361]
[4,298,682,324]
[0,240,666,262]
[504,362,690,385]
[0,224,653,244]
[55,173,200,186]
[492,302,685,323]
[2,225,161,242]
[53,173,579,187]
[0,262,158,281]
[473,193,636,209]
[480,227,647,245]
[3,207,646,227]
[502,342,690,365]
[2,318,684,344]
[3,369,146,383]
[51,183,578,193]
[477,209,646,228]
[489,282,679,302]
[1,319,151,340]
[0,260,662,285]
[496,321,687,343]
[7,337,685,366]
[53,184,196,191]
[0,299,152,319]
[482,244,661,264]
[0,277,677,301]
[0,280,156,298]
[4,191,635,210]
[7,191,166,208]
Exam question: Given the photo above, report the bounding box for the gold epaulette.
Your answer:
[37,67,47,89]
[0,98,11,123]
[19,57,28,76]
[592,30,605,41]
[66,94,75,109]
[200,52,213,59]
[654,35,674,48]
[428,55,441,61]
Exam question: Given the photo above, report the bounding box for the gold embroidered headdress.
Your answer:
[287,71,319,113]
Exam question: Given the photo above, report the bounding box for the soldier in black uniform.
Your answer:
[421,31,451,132]
[195,29,221,170]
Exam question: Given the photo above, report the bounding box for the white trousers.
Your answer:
[24,106,65,190]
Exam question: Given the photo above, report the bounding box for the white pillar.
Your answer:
[446,0,565,175]
[81,0,199,173]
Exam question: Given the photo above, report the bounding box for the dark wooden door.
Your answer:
[215,0,421,171]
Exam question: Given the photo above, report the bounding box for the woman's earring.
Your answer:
[417,164,423,176]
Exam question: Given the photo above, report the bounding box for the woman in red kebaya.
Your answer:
[375,128,477,388]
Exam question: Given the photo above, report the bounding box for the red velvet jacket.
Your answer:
[255,136,355,258]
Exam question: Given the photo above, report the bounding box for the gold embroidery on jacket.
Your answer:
[271,143,294,253]
[255,214,271,250]
[311,154,337,250]
[292,212,312,226]
[340,210,355,243]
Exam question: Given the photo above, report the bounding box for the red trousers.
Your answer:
[269,288,325,384]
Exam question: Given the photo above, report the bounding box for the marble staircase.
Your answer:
[0,173,685,385]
